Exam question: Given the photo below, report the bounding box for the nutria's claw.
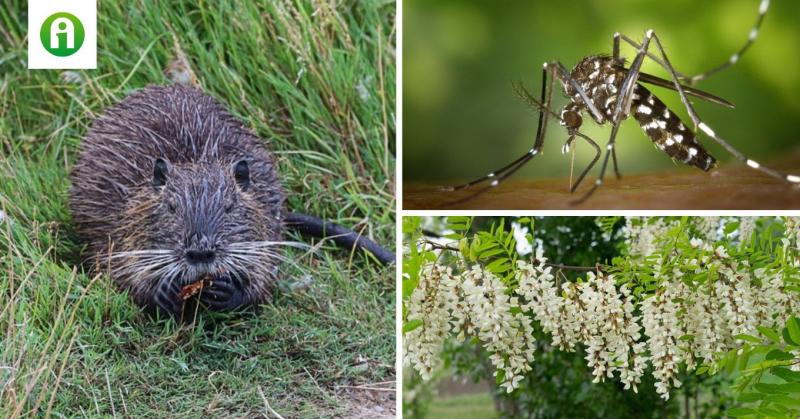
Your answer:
[199,276,246,311]
[149,280,183,318]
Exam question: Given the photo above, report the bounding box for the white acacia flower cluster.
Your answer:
[404,247,800,400]
[624,218,679,257]
[403,264,460,380]
[403,264,536,392]
[516,260,647,393]
[462,266,536,392]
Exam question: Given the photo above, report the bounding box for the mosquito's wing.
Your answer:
[618,66,735,108]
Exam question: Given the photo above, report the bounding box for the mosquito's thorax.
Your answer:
[563,56,628,123]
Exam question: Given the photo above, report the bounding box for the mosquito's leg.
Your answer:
[570,132,601,193]
[440,150,540,207]
[441,148,542,192]
[573,30,655,204]
[441,64,552,192]
[622,30,800,186]
[682,0,770,85]
[439,63,558,204]
[611,148,622,180]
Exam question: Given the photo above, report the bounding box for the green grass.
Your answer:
[0,0,395,417]
[428,393,498,419]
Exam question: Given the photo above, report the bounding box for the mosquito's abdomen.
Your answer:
[631,85,716,171]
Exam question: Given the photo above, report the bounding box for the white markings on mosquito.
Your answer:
[647,96,655,105]
[562,143,570,154]
[609,74,616,84]
[657,120,666,129]
[678,123,686,131]
[530,148,538,155]
[663,108,670,119]
[605,95,617,108]
[746,159,760,169]
[607,144,614,150]
[689,148,698,156]
[589,69,600,79]
[646,29,654,38]
[490,180,499,187]
[787,175,800,183]
[643,121,660,130]
[673,134,683,143]
[637,104,652,114]
[594,60,600,70]
[488,172,495,178]
[699,122,716,137]
[749,28,759,40]
[543,62,549,69]
[730,54,739,64]
[665,138,675,146]
[632,93,640,100]
[760,0,770,15]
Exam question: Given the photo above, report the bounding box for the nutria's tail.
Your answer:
[285,213,395,265]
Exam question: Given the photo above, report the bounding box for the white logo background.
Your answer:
[28,0,97,69]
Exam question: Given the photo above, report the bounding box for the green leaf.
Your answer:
[739,349,752,371]
[695,365,709,376]
[726,407,757,417]
[724,221,741,235]
[679,334,694,341]
[495,369,505,385]
[734,334,762,344]
[754,383,784,394]
[766,349,795,361]
[787,316,800,346]
[486,258,510,273]
[726,349,738,375]
[403,319,423,334]
[765,394,800,407]
[776,383,800,393]
[736,392,764,403]
[758,326,782,343]
[772,367,800,382]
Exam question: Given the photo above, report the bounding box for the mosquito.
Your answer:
[442,0,792,205]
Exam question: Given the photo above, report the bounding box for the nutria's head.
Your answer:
[104,157,283,316]
[70,84,286,318]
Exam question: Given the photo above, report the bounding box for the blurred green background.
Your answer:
[403,0,800,184]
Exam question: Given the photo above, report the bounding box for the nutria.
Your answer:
[69,84,392,318]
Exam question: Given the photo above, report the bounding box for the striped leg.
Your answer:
[440,63,555,195]
[621,30,800,186]
[682,0,770,84]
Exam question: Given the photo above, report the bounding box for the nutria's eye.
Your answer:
[225,202,235,214]
[166,199,177,213]
[234,160,250,190]
[153,158,168,188]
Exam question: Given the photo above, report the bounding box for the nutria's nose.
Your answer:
[186,249,215,265]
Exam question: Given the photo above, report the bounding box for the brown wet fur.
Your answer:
[70,84,285,315]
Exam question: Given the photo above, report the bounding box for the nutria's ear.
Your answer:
[153,158,168,188]
[234,160,250,190]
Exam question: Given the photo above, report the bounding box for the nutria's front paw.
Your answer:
[199,275,247,311]
[150,280,183,318]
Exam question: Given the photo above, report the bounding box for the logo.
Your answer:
[40,13,85,57]
[28,0,96,69]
